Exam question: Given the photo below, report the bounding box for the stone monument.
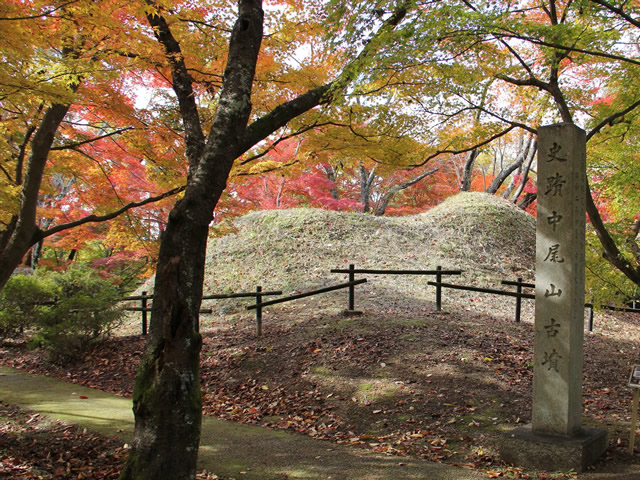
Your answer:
[500,123,608,472]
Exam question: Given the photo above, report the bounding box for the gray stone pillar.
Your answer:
[500,123,608,473]
[532,123,586,435]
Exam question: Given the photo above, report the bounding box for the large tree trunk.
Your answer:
[118,189,214,479]
[119,2,264,479]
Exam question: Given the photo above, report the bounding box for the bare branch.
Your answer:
[495,31,640,67]
[145,3,205,166]
[589,0,640,29]
[0,1,79,21]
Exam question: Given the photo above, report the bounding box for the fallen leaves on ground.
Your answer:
[0,402,126,479]
[1,302,640,479]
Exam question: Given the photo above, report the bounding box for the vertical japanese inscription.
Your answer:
[533,124,586,436]
[541,142,567,375]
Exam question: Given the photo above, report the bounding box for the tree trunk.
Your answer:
[118,189,213,480]
[517,192,537,210]
[486,135,535,194]
[323,164,340,200]
[460,149,479,191]
[120,2,264,479]
[0,103,72,290]
[30,241,43,268]
[374,167,439,216]
[359,164,376,213]
[510,141,536,204]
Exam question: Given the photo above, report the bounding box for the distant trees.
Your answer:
[222,150,454,217]
[458,132,538,211]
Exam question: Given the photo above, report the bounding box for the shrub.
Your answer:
[0,273,56,342]
[29,265,124,363]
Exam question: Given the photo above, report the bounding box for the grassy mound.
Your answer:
[203,192,535,295]
[133,192,535,321]
[413,192,535,277]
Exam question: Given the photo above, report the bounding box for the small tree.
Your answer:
[30,266,123,363]
[0,266,123,363]
[0,273,55,342]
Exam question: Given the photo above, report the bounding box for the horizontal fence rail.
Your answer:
[428,278,640,331]
[121,265,639,337]
[501,280,536,288]
[247,279,367,310]
[330,268,464,275]
[587,303,640,314]
[331,264,462,312]
[121,287,282,336]
[427,281,536,300]
[202,289,282,300]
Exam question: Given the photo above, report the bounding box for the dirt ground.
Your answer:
[2,289,640,479]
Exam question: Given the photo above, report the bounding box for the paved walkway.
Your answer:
[0,365,488,480]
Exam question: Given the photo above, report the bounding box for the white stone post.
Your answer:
[532,123,586,435]
[501,123,608,473]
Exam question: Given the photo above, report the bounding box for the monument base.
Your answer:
[500,424,608,473]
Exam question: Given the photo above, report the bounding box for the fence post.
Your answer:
[348,264,355,311]
[588,305,594,332]
[256,286,263,337]
[436,266,442,311]
[141,291,148,336]
[515,277,522,323]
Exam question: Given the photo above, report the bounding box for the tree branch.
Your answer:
[0,163,14,184]
[586,98,640,141]
[586,177,640,284]
[0,1,79,21]
[40,185,186,239]
[240,121,333,165]
[50,127,133,150]
[411,125,519,167]
[146,3,205,168]
[495,30,640,67]
[374,167,439,216]
[589,0,640,29]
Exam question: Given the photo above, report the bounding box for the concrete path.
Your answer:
[0,365,488,479]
